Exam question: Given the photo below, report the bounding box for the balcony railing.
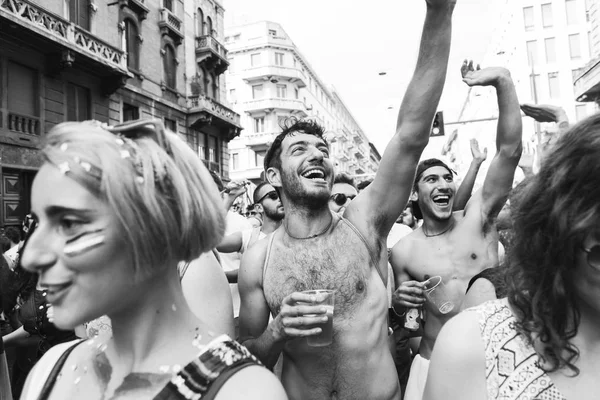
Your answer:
[158,8,183,44]
[188,95,241,128]
[0,0,128,73]
[244,98,307,116]
[242,66,307,88]
[196,35,228,59]
[8,112,40,136]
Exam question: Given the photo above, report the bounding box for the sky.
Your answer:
[222,0,500,156]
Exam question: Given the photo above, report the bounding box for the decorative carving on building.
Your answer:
[158,8,183,46]
[117,0,148,21]
[0,0,128,74]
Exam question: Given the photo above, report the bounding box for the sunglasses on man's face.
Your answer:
[257,191,279,203]
[330,193,356,207]
[582,245,600,269]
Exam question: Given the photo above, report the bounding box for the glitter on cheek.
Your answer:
[64,232,106,257]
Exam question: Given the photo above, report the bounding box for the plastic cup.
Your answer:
[424,276,455,314]
[298,290,335,347]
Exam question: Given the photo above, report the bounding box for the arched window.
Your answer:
[163,45,177,89]
[206,16,213,36]
[124,19,139,70]
[197,8,204,35]
[212,73,219,101]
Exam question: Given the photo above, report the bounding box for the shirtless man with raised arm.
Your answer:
[237,2,457,399]
[390,61,523,400]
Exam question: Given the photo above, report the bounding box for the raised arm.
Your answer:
[349,0,456,237]
[216,231,243,253]
[453,138,487,211]
[462,62,522,221]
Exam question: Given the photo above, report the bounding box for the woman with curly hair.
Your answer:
[423,113,600,400]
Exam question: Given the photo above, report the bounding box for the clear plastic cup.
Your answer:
[298,290,335,347]
[424,276,455,314]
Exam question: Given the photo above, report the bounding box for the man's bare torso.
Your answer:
[262,216,400,400]
[403,212,499,359]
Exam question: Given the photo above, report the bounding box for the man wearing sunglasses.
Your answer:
[218,182,284,257]
[238,1,458,399]
[328,173,358,214]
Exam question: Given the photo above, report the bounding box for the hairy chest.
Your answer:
[263,232,375,317]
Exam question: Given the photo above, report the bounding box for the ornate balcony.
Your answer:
[187,95,242,139]
[195,35,229,75]
[118,0,149,20]
[244,98,307,117]
[158,8,183,46]
[0,0,130,92]
[245,132,274,151]
[242,66,307,88]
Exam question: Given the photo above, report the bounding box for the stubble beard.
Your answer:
[281,168,330,210]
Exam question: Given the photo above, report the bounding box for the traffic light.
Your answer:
[430,111,445,137]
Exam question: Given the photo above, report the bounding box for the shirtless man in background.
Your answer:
[390,62,523,400]
[238,1,457,398]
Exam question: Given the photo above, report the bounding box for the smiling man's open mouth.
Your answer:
[432,195,451,206]
[301,168,326,182]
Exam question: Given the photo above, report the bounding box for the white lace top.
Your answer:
[468,299,566,400]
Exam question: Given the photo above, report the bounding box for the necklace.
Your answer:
[423,220,455,237]
[284,214,333,240]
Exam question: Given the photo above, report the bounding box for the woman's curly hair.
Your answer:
[506,113,600,376]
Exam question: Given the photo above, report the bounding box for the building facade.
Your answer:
[445,0,596,185]
[223,21,379,183]
[0,0,240,229]
[574,0,600,103]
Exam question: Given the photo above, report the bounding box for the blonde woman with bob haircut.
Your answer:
[19,120,286,400]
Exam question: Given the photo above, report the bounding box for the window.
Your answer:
[163,45,177,89]
[566,0,578,25]
[229,88,237,103]
[569,33,582,59]
[66,83,90,121]
[232,153,239,170]
[295,87,299,99]
[7,62,38,118]
[275,52,284,66]
[548,72,560,99]
[526,40,539,66]
[541,3,553,28]
[234,34,240,40]
[164,118,176,132]
[523,6,534,31]
[276,84,287,98]
[208,135,218,163]
[293,58,297,67]
[206,16,213,36]
[530,74,541,101]
[250,53,261,66]
[124,19,140,70]
[255,151,265,167]
[252,84,263,99]
[163,0,173,11]
[198,132,206,159]
[253,117,265,133]
[545,38,557,63]
[197,8,204,35]
[576,104,587,121]
[68,0,90,30]
[122,103,139,121]
[269,29,277,37]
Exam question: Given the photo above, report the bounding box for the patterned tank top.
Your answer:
[468,299,566,400]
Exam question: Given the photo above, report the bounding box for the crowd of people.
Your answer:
[0,0,599,398]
